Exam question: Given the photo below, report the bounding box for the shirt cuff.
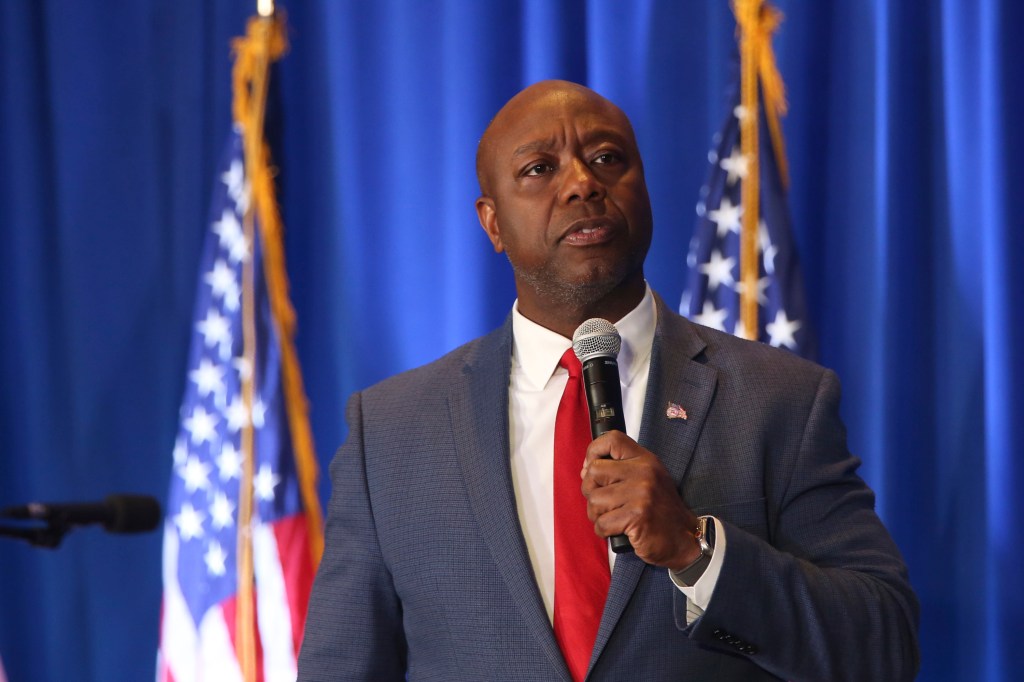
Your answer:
[668,516,726,623]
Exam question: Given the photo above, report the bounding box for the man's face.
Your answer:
[476,82,653,318]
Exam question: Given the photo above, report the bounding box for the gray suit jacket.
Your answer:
[298,295,919,681]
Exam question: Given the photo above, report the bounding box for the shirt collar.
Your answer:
[510,284,657,391]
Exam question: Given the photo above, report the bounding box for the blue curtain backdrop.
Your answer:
[1,1,1020,680]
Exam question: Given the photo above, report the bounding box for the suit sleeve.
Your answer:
[297,392,407,681]
[688,368,920,682]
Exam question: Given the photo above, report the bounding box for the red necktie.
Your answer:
[553,348,611,682]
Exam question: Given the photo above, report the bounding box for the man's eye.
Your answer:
[524,162,553,176]
[593,152,620,165]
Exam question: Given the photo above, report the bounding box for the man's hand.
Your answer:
[581,431,701,571]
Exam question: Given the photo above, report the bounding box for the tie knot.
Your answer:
[559,347,582,378]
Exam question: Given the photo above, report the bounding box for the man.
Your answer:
[298,80,919,681]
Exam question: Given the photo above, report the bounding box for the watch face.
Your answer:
[697,536,711,556]
[699,516,715,549]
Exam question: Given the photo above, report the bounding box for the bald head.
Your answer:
[475,80,641,196]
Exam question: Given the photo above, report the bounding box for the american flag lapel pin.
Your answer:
[666,402,688,420]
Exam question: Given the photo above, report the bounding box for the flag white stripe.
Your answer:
[254,522,297,681]
[159,527,199,682]
[198,608,243,682]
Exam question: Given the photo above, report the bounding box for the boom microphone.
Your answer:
[572,318,634,554]
[3,494,161,534]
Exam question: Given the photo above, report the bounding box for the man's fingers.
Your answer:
[584,482,631,523]
[582,457,631,489]
[581,431,645,475]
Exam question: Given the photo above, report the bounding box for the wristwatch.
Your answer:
[676,516,715,586]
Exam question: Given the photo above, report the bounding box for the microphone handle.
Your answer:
[581,357,635,554]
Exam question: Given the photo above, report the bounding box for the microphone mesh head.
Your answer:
[105,495,162,533]
[572,318,621,361]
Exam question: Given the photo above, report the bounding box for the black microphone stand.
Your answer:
[0,519,72,548]
[0,495,161,547]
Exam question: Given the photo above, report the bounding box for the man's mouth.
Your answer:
[562,219,616,245]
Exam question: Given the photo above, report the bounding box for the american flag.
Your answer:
[158,127,318,681]
[680,78,814,359]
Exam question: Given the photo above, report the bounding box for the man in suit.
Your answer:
[297,80,919,681]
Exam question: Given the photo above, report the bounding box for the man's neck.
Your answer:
[516,277,647,339]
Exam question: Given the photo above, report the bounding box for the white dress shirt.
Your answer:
[507,285,724,626]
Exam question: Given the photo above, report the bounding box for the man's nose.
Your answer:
[558,158,606,204]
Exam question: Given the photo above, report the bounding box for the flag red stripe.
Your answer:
[272,513,316,655]
[222,594,266,682]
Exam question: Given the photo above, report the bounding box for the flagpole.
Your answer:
[233,3,277,679]
[732,0,789,342]
[736,0,760,341]
[230,3,325,677]
[231,3,326,573]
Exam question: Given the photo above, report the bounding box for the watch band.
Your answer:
[677,516,715,586]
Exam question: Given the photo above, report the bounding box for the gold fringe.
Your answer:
[230,12,324,680]
[732,0,790,340]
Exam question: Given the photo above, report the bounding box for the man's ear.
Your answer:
[475,196,504,253]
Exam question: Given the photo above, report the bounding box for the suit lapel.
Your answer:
[590,296,719,671]
[448,318,573,681]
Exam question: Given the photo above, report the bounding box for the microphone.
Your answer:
[2,494,161,534]
[572,318,634,554]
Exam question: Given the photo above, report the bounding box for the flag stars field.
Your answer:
[225,395,249,432]
[254,464,281,502]
[204,541,228,577]
[172,437,188,467]
[735,276,771,306]
[189,358,226,402]
[184,405,219,445]
[216,443,243,481]
[228,234,251,265]
[212,209,243,251]
[233,356,253,382]
[180,456,212,493]
[766,310,801,349]
[693,301,729,332]
[708,196,743,237]
[719,148,749,185]
[174,502,205,542]
[221,158,246,208]
[759,221,778,275]
[210,493,236,530]
[251,397,267,429]
[196,309,232,360]
[204,259,240,311]
[699,249,736,291]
